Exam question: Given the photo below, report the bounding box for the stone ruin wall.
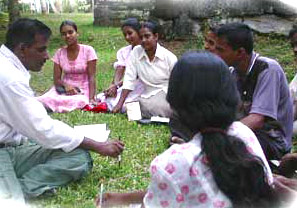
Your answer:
[93,0,152,26]
[94,0,297,39]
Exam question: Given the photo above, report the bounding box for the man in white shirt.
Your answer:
[0,18,124,204]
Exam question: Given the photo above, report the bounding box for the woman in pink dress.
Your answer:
[38,20,98,113]
[97,18,144,112]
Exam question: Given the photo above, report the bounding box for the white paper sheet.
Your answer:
[150,116,170,123]
[126,101,142,121]
[270,160,280,167]
[74,124,110,142]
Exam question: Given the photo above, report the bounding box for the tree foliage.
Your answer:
[0,0,8,12]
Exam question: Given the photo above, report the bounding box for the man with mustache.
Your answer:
[0,18,124,204]
[214,23,293,162]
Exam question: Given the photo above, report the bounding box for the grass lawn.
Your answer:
[0,13,296,207]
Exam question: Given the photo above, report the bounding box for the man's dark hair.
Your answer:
[217,22,253,54]
[5,18,52,51]
[289,27,297,39]
[141,20,159,34]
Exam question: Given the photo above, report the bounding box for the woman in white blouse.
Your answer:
[112,20,177,118]
[97,52,278,208]
[97,18,144,112]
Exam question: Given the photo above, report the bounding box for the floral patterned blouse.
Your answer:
[143,121,272,208]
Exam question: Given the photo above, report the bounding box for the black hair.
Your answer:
[59,20,78,33]
[5,18,51,51]
[121,18,141,32]
[217,22,254,54]
[141,20,159,34]
[167,51,278,208]
[289,27,297,39]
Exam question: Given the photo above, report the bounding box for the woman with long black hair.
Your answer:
[97,51,278,207]
[149,51,277,207]
[37,20,98,112]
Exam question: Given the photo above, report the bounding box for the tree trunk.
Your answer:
[8,0,20,24]
[49,0,58,13]
[40,0,48,14]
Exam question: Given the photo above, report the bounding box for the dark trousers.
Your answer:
[255,129,290,160]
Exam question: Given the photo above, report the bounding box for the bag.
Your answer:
[82,102,108,113]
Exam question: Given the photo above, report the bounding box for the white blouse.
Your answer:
[122,44,177,98]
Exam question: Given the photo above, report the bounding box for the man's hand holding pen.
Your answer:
[79,137,124,158]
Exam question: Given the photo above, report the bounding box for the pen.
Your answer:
[99,183,104,208]
[118,136,121,168]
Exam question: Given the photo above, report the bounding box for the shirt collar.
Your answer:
[191,132,203,146]
[246,51,259,75]
[0,44,30,79]
[139,43,165,61]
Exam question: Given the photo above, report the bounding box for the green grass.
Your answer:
[0,13,297,207]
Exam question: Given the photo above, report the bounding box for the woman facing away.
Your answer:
[97,52,278,208]
[112,20,177,118]
[37,20,98,113]
[97,18,144,112]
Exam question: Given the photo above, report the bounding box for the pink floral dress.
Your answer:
[143,122,273,208]
[37,44,98,113]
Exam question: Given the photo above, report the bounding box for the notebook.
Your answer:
[74,124,110,142]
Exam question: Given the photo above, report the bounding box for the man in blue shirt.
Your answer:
[214,23,293,160]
